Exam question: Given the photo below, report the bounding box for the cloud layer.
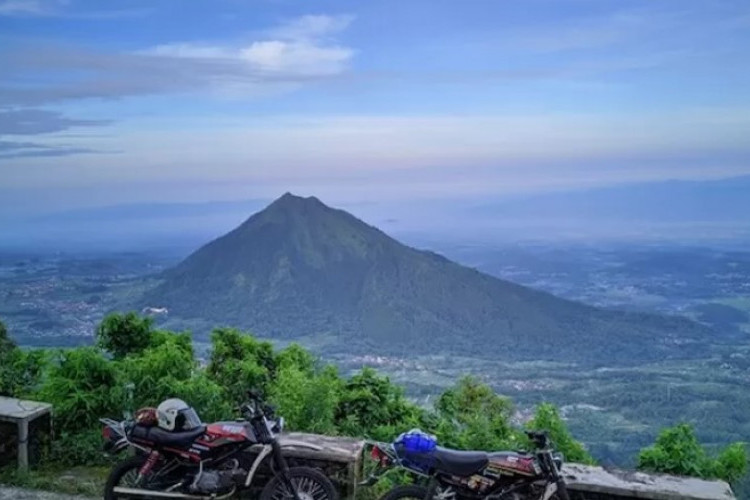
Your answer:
[0,14,355,106]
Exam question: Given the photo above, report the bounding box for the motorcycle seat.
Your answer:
[432,447,489,476]
[130,424,206,448]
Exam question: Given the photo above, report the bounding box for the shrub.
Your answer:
[638,423,747,483]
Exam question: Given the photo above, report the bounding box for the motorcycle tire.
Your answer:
[380,484,428,500]
[103,455,148,500]
[260,466,339,500]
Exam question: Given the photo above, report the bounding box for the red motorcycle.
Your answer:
[100,392,338,500]
[363,430,569,500]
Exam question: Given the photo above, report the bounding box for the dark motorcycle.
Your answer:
[100,392,338,500]
[364,430,569,500]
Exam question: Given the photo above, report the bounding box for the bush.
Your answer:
[207,327,275,403]
[36,348,122,434]
[1,347,48,398]
[96,312,154,359]
[433,376,521,451]
[527,403,595,465]
[270,364,341,434]
[48,429,113,467]
[336,367,423,441]
[638,423,747,483]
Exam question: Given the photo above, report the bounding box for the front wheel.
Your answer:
[104,455,147,500]
[380,484,428,500]
[260,466,339,500]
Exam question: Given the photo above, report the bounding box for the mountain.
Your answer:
[142,193,716,365]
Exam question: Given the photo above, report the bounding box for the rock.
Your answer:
[563,463,735,500]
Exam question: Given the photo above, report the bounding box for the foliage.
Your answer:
[0,319,48,398]
[433,376,521,451]
[119,333,196,409]
[638,423,747,483]
[270,363,341,434]
[0,318,13,353]
[96,312,153,359]
[0,348,48,398]
[5,313,624,492]
[527,403,595,465]
[336,367,422,441]
[47,429,114,467]
[207,327,275,403]
[37,347,122,434]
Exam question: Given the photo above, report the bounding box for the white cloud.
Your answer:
[145,14,355,80]
[240,41,352,75]
[1,14,356,105]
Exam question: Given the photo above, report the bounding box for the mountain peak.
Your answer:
[271,192,326,209]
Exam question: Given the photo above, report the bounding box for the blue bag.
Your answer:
[395,428,437,453]
[393,429,437,473]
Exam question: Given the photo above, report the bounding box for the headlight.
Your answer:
[553,452,564,471]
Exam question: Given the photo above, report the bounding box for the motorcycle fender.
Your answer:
[542,482,558,500]
[245,445,274,487]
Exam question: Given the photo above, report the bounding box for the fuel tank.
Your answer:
[485,451,540,477]
[196,421,256,449]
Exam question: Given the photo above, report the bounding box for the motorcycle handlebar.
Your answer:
[525,430,550,448]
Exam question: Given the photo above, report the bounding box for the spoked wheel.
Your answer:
[260,466,339,500]
[104,456,150,500]
[380,485,428,500]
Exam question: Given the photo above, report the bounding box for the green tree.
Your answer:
[336,367,422,441]
[118,331,196,410]
[432,376,521,451]
[0,318,13,354]
[526,403,595,464]
[0,318,18,396]
[638,423,747,483]
[270,364,341,434]
[0,319,48,398]
[207,328,275,403]
[96,312,154,359]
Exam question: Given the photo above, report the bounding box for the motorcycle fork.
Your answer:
[272,441,303,500]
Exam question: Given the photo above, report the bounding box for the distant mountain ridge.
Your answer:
[471,175,750,222]
[142,193,715,365]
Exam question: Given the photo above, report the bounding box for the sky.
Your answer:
[1,0,749,218]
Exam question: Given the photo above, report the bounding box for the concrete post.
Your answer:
[17,418,28,470]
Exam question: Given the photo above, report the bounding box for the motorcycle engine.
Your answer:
[190,463,247,495]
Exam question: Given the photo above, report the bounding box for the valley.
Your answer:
[2,240,750,475]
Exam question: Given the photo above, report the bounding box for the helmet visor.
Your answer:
[178,407,202,430]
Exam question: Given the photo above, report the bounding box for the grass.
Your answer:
[0,465,107,497]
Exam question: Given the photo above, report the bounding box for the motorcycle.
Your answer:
[100,391,339,500]
[363,430,569,500]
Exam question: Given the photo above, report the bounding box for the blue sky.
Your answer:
[1,0,749,217]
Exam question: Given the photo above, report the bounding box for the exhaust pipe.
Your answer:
[112,487,235,499]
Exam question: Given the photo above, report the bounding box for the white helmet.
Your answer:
[156,398,202,431]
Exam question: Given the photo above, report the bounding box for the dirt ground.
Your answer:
[0,486,94,499]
